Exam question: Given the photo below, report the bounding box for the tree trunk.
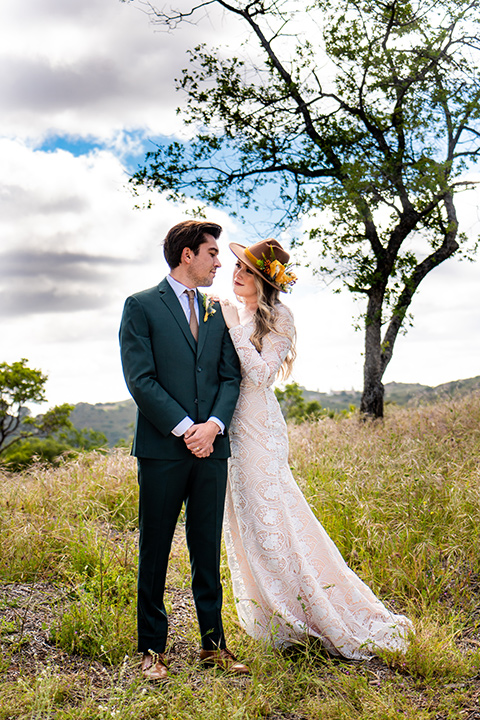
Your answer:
[360,292,385,419]
[360,193,461,419]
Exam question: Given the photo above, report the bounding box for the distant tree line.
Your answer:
[275,382,355,423]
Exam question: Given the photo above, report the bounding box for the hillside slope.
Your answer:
[71,376,480,446]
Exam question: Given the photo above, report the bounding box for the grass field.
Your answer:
[1,393,480,719]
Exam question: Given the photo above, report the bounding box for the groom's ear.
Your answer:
[181,247,193,265]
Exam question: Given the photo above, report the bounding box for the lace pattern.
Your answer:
[224,304,412,658]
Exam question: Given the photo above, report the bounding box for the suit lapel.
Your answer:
[157,279,197,354]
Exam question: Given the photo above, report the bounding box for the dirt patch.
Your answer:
[0,580,206,686]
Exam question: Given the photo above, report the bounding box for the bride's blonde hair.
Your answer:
[249,273,296,380]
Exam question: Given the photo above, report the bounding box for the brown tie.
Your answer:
[186,289,199,341]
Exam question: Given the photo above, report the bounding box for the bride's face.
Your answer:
[233,260,258,302]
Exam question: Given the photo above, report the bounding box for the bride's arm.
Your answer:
[228,306,295,387]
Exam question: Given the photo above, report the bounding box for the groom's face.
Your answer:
[188,234,221,287]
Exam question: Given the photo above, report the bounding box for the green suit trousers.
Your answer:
[137,455,228,653]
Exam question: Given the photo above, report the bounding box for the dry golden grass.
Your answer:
[0,450,138,578]
[289,394,480,613]
[1,394,480,718]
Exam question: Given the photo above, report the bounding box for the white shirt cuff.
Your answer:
[172,416,194,437]
[208,416,225,434]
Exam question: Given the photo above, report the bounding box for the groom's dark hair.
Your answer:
[163,220,222,268]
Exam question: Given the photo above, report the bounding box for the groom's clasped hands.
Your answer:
[184,420,220,458]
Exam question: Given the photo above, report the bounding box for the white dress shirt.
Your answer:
[166,275,224,437]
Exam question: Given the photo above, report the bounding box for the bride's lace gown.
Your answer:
[223,303,412,659]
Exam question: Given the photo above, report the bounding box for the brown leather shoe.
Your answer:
[141,652,168,680]
[199,648,250,675]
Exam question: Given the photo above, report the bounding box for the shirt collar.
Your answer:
[167,274,196,300]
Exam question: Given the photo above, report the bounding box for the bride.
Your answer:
[219,238,412,660]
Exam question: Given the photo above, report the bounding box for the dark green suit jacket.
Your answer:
[119,278,241,459]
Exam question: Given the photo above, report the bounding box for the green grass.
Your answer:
[1,394,480,718]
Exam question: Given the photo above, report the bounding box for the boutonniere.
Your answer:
[202,295,217,322]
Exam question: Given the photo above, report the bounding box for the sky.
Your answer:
[1,0,479,413]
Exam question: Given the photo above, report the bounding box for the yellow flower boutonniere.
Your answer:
[203,295,217,322]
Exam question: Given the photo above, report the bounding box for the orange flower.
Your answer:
[269,259,283,279]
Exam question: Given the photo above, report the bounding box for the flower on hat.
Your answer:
[269,260,283,279]
[245,246,297,292]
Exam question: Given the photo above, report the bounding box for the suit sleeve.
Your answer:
[119,295,189,437]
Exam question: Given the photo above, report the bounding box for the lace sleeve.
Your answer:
[229,305,295,388]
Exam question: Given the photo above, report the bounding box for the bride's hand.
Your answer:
[220,299,240,329]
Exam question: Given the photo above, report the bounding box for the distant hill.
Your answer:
[401,376,480,404]
[71,400,136,447]
[303,375,480,412]
[71,376,480,446]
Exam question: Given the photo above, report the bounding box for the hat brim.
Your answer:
[229,242,288,293]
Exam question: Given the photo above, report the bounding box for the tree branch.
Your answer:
[380,192,460,372]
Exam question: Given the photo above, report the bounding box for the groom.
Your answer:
[119,220,248,679]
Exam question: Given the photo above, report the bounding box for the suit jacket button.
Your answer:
[194,398,198,404]
[197,367,202,372]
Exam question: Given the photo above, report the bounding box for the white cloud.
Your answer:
[0,137,241,406]
[0,0,229,142]
[0,0,479,413]
[1,135,479,408]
